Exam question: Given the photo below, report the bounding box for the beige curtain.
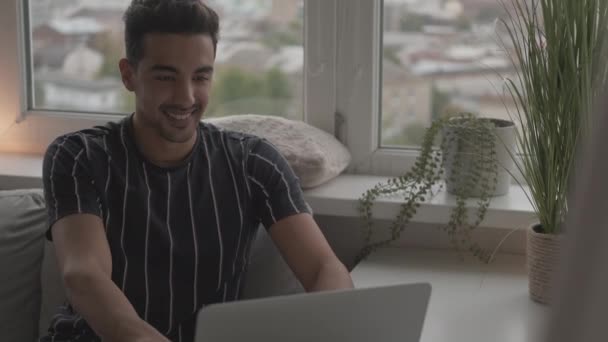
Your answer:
[545,88,608,341]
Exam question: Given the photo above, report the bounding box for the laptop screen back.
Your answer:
[195,282,431,342]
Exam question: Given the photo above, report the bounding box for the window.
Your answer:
[207,0,305,120]
[380,0,516,149]
[1,0,517,177]
[327,0,518,176]
[27,0,304,120]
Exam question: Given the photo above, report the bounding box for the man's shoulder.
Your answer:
[46,121,119,158]
[200,121,262,148]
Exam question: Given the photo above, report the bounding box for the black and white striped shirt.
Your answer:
[41,115,311,341]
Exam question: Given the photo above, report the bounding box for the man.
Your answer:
[40,1,353,341]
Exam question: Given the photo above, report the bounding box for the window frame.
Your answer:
[333,0,417,176]
[1,0,415,176]
[1,0,120,154]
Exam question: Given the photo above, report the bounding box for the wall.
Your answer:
[316,214,526,270]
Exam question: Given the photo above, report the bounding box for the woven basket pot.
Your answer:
[527,224,562,304]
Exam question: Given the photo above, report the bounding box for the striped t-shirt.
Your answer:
[40,115,311,341]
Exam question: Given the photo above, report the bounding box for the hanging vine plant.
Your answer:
[356,113,505,264]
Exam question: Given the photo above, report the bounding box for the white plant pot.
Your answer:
[443,118,516,197]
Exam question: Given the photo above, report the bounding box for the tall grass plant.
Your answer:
[501,0,608,234]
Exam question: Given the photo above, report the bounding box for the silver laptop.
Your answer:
[195,282,431,342]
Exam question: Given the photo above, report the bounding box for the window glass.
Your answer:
[381,0,516,148]
[29,0,304,120]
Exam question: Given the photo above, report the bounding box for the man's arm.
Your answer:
[269,213,353,292]
[52,214,169,342]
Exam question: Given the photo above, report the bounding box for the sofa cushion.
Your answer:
[240,226,304,299]
[0,189,47,342]
[206,115,351,189]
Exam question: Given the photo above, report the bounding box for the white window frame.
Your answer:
[1,0,414,176]
[307,0,417,176]
[333,0,417,176]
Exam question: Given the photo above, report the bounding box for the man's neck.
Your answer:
[131,115,197,168]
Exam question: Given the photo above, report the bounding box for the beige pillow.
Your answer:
[205,115,351,189]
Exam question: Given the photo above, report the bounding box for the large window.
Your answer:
[28,0,304,120]
[1,0,518,175]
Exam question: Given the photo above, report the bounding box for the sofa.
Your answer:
[0,188,305,342]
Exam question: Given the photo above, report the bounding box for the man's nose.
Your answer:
[172,80,195,108]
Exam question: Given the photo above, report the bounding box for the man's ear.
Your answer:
[119,58,136,91]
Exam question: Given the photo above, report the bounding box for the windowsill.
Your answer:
[0,152,45,189]
[0,152,537,230]
[303,174,536,230]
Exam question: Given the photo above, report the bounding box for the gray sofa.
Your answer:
[0,189,304,342]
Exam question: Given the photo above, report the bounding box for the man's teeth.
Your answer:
[166,112,191,120]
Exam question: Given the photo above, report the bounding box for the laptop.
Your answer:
[194,282,431,342]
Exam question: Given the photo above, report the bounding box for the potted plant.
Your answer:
[443,117,516,198]
[356,113,516,264]
[500,0,608,304]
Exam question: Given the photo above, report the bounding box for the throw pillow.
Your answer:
[205,115,351,189]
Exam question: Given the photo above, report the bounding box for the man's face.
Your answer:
[121,33,215,144]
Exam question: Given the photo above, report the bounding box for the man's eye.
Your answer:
[194,75,209,82]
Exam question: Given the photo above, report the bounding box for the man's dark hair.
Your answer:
[123,0,219,65]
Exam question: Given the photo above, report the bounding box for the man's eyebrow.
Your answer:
[194,66,214,74]
[149,64,178,73]
[148,65,213,74]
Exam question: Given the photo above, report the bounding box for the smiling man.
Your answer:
[39,1,353,341]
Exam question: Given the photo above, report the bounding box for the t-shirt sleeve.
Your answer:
[42,134,103,240]
[246,138,312,229]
